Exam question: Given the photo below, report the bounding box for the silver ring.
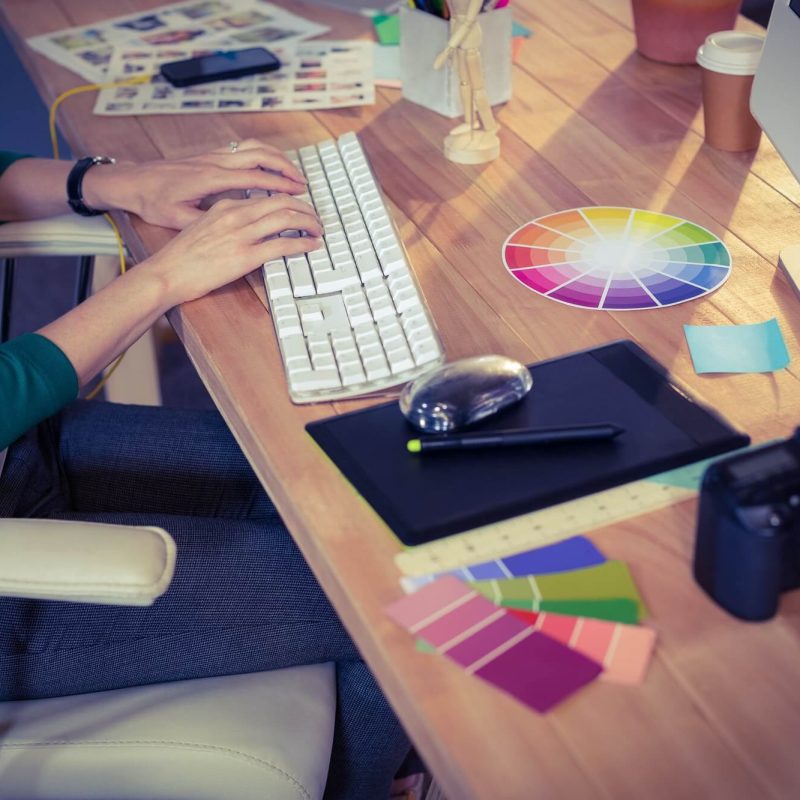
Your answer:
[228,140,239,153]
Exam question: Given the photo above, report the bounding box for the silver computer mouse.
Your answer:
[399,355,533,433]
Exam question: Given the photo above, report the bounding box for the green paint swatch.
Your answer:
[537,598,640,624]
[470,561,647,621]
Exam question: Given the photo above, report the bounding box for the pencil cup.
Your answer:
[400,6,512,119]
[631,0,742,65]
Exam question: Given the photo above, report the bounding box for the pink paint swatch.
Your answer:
[508,608,657,685]
[386,577,602,713]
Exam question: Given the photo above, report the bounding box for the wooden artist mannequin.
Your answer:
[433,0,500,164]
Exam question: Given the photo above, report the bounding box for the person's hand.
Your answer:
[138,193,323,308]
[82,139,308,230]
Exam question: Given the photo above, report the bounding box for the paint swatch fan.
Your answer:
[503,207,731,310]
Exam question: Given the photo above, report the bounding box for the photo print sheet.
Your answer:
[94,40,374,115]
[27,0,329,83]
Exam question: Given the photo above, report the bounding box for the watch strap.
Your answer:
[67,156,115,217]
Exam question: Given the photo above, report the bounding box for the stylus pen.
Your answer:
[406,423,625,453]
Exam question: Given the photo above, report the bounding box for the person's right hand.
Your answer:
[83,139,309,230]
[139,193,323,309]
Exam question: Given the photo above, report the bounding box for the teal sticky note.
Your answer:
[645,447,750,489]
[373,13,400,46]
[512,21,533,38]
[684,318,790,373]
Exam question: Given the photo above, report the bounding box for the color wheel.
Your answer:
[503,207,731,310]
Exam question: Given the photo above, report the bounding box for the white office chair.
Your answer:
[0,519,336,799]
[0,214,161,406]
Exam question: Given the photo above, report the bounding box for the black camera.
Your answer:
[693,429,800,621]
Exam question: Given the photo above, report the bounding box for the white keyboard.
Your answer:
[259,132,445,403]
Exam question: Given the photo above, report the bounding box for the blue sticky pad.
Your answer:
[684,318,790,374]
[401,536,606,591]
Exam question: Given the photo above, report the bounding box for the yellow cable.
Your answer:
[49,76,150,400]
[49,75,150,159]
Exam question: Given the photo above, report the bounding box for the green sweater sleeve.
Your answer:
[0,151,32,176]
[0,151,33,225]
[0,333,79,449]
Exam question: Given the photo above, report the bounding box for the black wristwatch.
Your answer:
[66,155,116,216]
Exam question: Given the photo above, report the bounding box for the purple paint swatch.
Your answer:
[404,536,606,591]
[500,536,605,576]
[387,576,603,714]
[475,631,602,712]
[444,614,524,667]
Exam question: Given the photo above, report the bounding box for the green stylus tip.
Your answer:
[407,439,422,453]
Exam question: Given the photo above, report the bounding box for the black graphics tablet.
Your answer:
[307,340,749,546]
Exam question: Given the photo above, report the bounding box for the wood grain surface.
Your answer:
[3,1,799,797]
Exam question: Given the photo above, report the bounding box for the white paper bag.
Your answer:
[400,6,512,119]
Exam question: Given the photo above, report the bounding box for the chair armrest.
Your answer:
[0,519,175,605]
[0,214,124,258]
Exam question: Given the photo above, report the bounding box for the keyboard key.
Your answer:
[281,335,310,366]
[392,287,422,315]
[315,269,355,293]
[332,330,358,356]
[387,272,414,294]
[290,368,342,392]
[341,363,367,386]
[266,271,293,299]
[386,345,415,374]
[274,306,302,339]
[300,305,324,325]
[381,246,407,275]
[288,257,315,297]
[308,250,333,270]
[353,251,382,282]
[412,338,442,366]
[364,357,391,381]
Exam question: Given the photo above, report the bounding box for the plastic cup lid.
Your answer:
[697,31,765,75]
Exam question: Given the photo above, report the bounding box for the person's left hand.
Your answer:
[82,139,308,230]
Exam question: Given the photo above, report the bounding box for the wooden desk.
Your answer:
[4,1,800,797]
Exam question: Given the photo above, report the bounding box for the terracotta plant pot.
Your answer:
[631,0,743,64]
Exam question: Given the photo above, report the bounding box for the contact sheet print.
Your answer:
[27,0,329,83]
[94,41,374,115]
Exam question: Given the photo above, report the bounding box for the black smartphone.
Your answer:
[160,47,281,88]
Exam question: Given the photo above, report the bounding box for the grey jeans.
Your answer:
[0,401,409,800]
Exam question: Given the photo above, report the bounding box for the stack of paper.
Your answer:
[27,0,329,83]
[94,40,374,116]
[26,0,378,116]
